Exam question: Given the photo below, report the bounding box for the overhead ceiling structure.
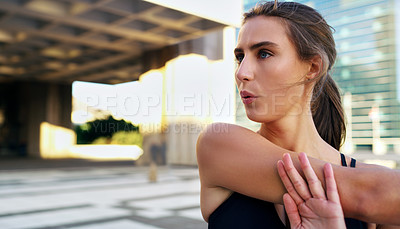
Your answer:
[0,0,231,84]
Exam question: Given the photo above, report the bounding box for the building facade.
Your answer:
[0,0,242,160]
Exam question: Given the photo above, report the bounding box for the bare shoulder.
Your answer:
[196,122,287,221]
[196,123,260,188]
[197,123,257,146]
[197,123,255,150]
[196,123,252,221]
[196,122,264,179]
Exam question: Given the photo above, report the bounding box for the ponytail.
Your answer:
[311,74,346,150]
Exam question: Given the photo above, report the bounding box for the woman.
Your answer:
[196,1,400,228]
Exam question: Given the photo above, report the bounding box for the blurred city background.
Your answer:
[0,0,399,228]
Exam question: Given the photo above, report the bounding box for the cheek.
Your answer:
[257,73,284,92]
[258,63,290,88]
[263,84,305,106]
[270,57,305,84]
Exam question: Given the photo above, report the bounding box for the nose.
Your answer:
[235,58,254,82]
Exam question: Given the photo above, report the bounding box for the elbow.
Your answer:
[349,174,391,224]
[340,171,378,221]
[351,188,377,221]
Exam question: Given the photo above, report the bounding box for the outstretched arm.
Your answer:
[307,156,400,224]
[280,153,400,227]
[197,123,400,224]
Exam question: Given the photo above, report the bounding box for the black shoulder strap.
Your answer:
[350,158,356,168]
[340,153,347,167]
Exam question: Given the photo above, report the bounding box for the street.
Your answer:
[0,164,206,229]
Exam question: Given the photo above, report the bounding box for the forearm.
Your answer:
[307,157,400,224]
[336,166,400,224]
[377,224,400,229]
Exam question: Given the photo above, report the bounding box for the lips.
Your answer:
[240,90,257,105]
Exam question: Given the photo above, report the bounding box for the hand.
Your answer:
[277,153,346,229]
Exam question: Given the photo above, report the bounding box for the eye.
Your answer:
[235,54,244,64]
[258,50,271,59]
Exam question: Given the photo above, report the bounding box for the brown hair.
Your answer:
[243,1,345,150]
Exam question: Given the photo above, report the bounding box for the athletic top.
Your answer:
[208,192,286,229]
[341,153,368,229]
[208,154,367,229]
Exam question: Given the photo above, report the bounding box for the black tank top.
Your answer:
[208,154,367,229]
[341,153,368,229]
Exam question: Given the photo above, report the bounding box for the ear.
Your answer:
[306,55,322,80]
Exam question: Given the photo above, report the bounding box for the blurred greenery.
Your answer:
[92,131,143,148]
[75,115,142,147]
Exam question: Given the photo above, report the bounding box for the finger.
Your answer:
[324,163,341,204]
[298,152,326,200]
[282,153,312,201]
[283,193,301,228]
[277,160,304,205]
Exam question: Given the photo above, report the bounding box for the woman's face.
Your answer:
[235,16,312,123]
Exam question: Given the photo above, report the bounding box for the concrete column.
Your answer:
[26,83,47,158]
[24,82,72,158]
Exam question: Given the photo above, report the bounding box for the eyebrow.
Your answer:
[234,41,278,53]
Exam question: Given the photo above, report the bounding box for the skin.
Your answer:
[196,15,400,226]
[279,153,345,229]
[280,153,400,229]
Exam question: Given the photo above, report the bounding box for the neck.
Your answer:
[258,111,335,160]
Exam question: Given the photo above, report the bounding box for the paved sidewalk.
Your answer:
[0,164,207,229]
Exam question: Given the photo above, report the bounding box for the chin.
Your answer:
[245,109,283,124]
[245,112,269,123]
